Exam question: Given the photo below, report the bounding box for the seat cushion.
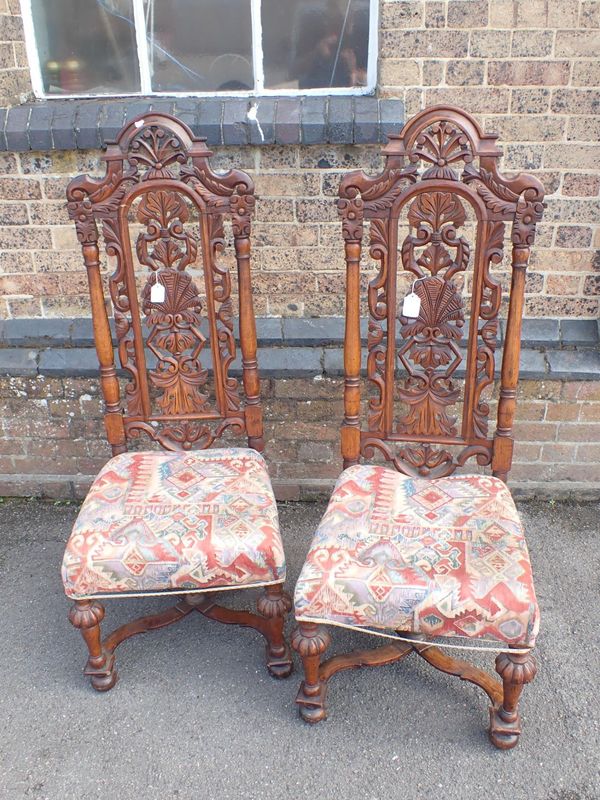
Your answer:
[62,448,285,599]
[294,465,539,647]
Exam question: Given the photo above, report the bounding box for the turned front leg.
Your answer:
[256,584,293,679]
[68,599,117,691]
[291,622,331,723]
[489,649,537,750]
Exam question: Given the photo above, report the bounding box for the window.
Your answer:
[22,0,378,98]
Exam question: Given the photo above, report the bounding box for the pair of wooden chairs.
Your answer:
[63,106,544,750]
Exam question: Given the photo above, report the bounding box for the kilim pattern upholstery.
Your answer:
[295,465,539,646]
[62,449,285,599]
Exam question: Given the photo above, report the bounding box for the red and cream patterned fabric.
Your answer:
[294,465,539,647]
[62,448,285,599]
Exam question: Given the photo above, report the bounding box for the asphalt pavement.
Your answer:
[0,497,598,800]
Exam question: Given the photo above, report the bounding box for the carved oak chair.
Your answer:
[292,106,545,749]
[63,113,293,690]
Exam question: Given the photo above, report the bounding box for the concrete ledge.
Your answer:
[33,346,323,378]
[547,349,600,380]
[0,316,597,379]
[2,344,589,381]
[38,347,99,377]
[0,97,405,151]
[1,316,597,351]
[0,348,38,375]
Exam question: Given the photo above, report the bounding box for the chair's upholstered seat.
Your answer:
[62,448,285,599]
[294,465,539,647]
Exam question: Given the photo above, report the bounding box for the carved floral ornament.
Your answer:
[338,194,364,241]
[402,191,470,279]
[408,120,474,180]
[337,108,545,478]
[127,124,188,180]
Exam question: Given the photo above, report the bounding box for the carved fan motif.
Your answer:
[128,125,187,180]
[409,121,473,180]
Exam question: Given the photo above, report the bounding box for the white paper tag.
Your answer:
[150,280,165,303]
[402,292,421,318]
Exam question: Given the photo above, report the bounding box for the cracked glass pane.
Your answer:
[144,0,254,92]
[31,0,141,95]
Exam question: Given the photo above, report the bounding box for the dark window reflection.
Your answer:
[262,0,370,90]
[32,0,140,95]
[31,0,371,96]
[146,0,254,92]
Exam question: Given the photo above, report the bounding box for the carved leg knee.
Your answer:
[489,650,537,750]
[68,600,117,692]
[256,585,293,679]
[291,622,331,724]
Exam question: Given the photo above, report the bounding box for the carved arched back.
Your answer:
[338,105,545,480]
[67,113,262,453]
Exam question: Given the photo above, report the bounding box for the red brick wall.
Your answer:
[1,375,598,500]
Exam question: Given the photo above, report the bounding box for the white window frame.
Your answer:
[20,0,379,99]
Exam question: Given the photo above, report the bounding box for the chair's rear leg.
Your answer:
[291,622,331,723]
[256,584,293,679]
[68,599,117,691]
[489,650,537,750]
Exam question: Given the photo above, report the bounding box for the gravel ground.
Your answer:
[0,497,598,800]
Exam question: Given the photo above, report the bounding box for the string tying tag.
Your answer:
[150,272,165,303]
[402,279,422,318]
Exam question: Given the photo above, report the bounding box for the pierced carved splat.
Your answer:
[338,105,545,479]
[142,269,209,416]
[395,190,469,449]
[66,113,261,455]
[397,278,464,439]
[135,189,209,419]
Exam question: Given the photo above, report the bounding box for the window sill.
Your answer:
[0,95,404,151]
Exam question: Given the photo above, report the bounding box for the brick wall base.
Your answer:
[1,375,599,501]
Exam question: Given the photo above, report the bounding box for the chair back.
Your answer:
[67,113,262,453]
[338,105,545,480]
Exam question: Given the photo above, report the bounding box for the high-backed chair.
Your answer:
[63,113,292,690]
[292,106,545,749]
